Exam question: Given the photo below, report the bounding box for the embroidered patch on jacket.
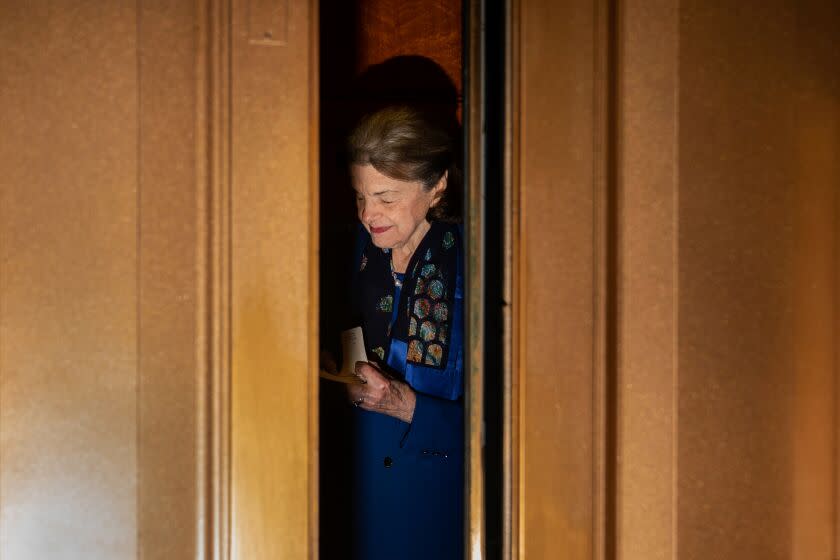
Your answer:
[407,339,424,362]
[427,279,444,299]
[377,295,393,313]
[420,263,436,279]
[442,231,455,250]
[425,344,443,366]
[433,302,448,322]
[406,262,451,369]
[413,298,430,318]
[420,320,436,341]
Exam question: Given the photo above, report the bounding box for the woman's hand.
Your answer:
[347,361,416,423]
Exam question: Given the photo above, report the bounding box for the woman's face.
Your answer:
[351,164,445,251]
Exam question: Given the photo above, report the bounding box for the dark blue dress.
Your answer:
[349,221,464,560]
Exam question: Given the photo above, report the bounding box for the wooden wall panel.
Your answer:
[514,1,600,558]
[0,3,139,558]
[355,0,461,93]
[0,0,320,556]
[785,7,838,557]
[138,2,202,559]
[230,0,318,558]
[1,3,214,558]
[675,2,838,558]
[616,2,839,560]
[614,1,678,558]
[512,1,839,559]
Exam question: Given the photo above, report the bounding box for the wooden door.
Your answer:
[230,0,319,558]
[0,1,318,558]
[507,1,840,558]
[1,3,204,558]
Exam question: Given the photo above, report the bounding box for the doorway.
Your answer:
[316,2,478,559]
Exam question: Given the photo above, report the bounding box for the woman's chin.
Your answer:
[370,238,394,249]
[369,231,398,249]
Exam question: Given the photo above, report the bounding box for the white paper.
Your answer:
[339,326,369,376]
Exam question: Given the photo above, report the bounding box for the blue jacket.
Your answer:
[349,223,464,560]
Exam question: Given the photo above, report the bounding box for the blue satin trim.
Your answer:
[389,225,464,401]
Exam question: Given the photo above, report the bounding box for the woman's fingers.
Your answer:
[346,383,365,402]
[354,361,389,388]
[347,362,415,421]
[347,364,390,410]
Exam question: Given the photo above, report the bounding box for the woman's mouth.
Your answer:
[370,225,391,235]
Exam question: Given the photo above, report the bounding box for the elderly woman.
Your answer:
[343,106,464,560]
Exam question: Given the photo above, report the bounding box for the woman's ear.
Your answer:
[430,171,448,207]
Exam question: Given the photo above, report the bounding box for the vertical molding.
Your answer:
[592,0,613,559]
[195,0,233,558]
[834,106,840,553]
[834,39,840,549]
[614,1,679,559]
[503,0,521,557]
[307,0,320,556]
[511,1,600,558]
[466,1,486,558]
[229,0,315,556]
[136,5,144,557]
[789,7,840,555]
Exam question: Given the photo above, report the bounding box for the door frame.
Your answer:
[211,0,490,558]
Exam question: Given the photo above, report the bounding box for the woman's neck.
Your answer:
[391,220,431,273]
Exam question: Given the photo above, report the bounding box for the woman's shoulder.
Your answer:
[426,220,463,253]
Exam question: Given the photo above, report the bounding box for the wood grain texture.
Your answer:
[0,3,225,558]
[676,2,837,558]
[138,3,205,559]
[513,1,600,558]
[789,5,838,557]
[614,1,679,558]
[509,1,840,559]
[230,0,318,558]
[355,0,461,94]
[0,2,139,558]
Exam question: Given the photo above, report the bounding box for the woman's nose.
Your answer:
[360,200,378,222]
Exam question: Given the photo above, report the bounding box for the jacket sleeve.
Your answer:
[399,391,464,455]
